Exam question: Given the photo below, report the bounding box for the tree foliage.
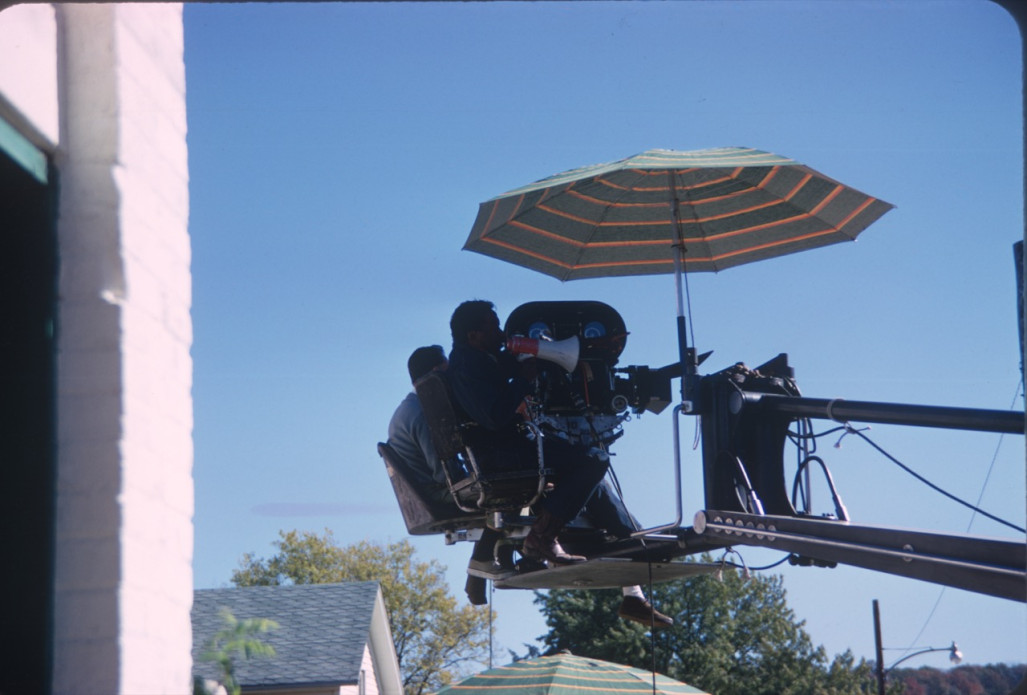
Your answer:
[891,664,1026,695]
[231,530,491,695]
[195,607,278,695]
[534,562,876,695]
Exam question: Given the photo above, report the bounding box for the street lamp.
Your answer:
[873,599,963,695]
[885,642,963,673]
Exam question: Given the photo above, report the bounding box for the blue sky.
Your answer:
[185,0,1025,670]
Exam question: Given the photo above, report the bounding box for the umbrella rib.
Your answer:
[479,226,847,269]
[485,185,562,237]
[567,189,667,209]
[834,195,885,235]
[532,201,814,229]
[488,192,525,235]
[579,169,657,273]
[597,170,738,194]
[493,214,863,261]
[566,186,784,212]
[809,181,844,215]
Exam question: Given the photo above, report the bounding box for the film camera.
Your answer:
[504,301,676,449]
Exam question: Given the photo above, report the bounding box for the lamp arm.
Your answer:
[884,644,960,674]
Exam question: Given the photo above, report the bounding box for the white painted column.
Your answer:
[52,5,193,693]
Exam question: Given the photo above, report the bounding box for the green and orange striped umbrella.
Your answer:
[436,653,709,695]
[464,147,893,280]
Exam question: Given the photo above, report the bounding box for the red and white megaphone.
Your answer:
[506,335,580,372]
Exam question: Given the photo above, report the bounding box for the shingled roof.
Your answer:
[192,582,402,694]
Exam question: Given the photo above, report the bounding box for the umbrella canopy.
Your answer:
[464,147,893,280]
[437,652,710,695]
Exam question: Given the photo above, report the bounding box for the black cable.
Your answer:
[850,428,1026,534]
[750,554,794,571]
[788,418,1023,533]
[899,379,1025,663]
[720,554,794,572]
[788,423,848,443]
[965,379,1022,534]
[790,455,849,521]
[794,418,816,514]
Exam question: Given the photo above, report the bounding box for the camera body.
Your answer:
[504,301,673,448]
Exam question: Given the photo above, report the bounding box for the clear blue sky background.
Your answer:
[185,0,1026,672]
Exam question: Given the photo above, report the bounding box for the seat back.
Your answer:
[377,441,483,535]
[413,371,548,514]
[412,371,466,462]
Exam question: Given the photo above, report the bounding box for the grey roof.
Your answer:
[192,581,381,689]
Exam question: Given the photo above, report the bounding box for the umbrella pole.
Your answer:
[669,175,696,411]
[624,176,692,538]
[673,253,692,408]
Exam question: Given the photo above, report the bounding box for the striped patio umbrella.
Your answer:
[464,147,893,280]
[464,147,893,402]
[436,652,710,695]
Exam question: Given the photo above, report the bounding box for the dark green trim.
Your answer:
[0,116,47,184]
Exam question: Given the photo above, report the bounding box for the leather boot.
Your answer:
[522,509,586,565]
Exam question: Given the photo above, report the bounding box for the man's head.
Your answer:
[407,345,447,383]
[450,300,504,355]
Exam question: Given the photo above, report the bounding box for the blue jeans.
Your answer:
[584,478,640,537]
[538,436,609,522]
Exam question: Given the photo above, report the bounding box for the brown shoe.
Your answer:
[522,510,586,565]
[618,595,674,630]
[522,534,586,565]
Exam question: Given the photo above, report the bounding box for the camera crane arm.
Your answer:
[691,510,1026,602]
[683,355,1027,603]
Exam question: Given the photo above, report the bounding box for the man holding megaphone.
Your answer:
[447,300,609,566]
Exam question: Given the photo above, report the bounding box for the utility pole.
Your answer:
[873,599,886,695]
[873,598,962,694]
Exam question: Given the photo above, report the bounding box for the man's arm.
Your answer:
[410,410,450,488]
[448,348,532,431]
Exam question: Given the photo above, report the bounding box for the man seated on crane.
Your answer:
[446,300,673,628]
[447,300,607,565]
[389,337,672,627]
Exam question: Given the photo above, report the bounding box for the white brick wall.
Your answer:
[1,3,193,690]
[0,4,58,145]
[46,4,193,694]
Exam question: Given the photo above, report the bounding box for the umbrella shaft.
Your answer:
[677,315,690,373]
[669,174,693,403]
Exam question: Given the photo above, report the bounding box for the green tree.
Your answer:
[232,530,491,695]
[891,663,1026,695]
[195,607,278,695]
[534,562,877,695]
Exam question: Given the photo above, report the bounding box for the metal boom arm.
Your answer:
[693,510,1026,602]
[739,392,1024,435]
[691,355,1026,601]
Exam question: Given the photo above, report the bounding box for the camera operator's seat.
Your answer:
[377,441,483,535]
[414,370,549,515]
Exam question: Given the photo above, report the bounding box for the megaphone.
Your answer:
[506,335,580,372]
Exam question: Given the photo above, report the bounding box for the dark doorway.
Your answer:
[0,121,57,694]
